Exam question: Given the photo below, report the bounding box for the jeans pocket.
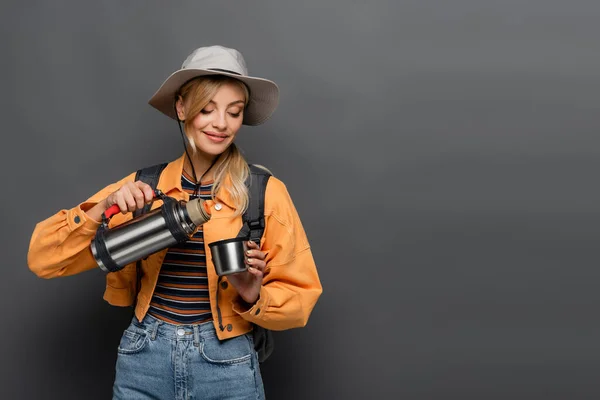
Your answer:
[200,334,253,365]
[117,325,149,355]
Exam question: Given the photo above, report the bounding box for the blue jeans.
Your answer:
[113,314,265,399]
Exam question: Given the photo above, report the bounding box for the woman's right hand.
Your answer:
[104,181,155,214]
[85,181,155,223]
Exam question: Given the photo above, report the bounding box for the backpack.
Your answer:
[132,162,274,363]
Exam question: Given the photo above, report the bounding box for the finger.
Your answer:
[132,187,145,210]
[247,266,263,278]
[246,240,259,250]
[246,249,266,260]
[136,181,155,202]
[124,182,144,209]
[122,189,138,212]
[115,193,129,214]
[246,258,266,272]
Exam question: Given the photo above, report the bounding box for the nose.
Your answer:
[212,111,227,130]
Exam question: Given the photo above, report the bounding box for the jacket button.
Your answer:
[226,324,233,332]
[221,281,228,289]
[74,216,80,224]
[255,308,261,315]
[215,203,222,211]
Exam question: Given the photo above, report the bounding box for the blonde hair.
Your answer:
[177,76,251,215]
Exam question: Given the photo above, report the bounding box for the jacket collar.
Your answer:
[160,153,237,210]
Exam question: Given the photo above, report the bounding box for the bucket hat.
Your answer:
[148,45,279,126]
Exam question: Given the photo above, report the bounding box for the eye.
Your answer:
[200,108,213,115]
[229,112,241,118]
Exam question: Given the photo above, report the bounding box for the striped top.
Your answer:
[148,171,214,325]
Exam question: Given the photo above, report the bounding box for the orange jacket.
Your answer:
[27,154,322,340]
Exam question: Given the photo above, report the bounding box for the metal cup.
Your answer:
[208,237,249,276]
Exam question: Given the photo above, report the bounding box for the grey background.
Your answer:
[1,0,600,399]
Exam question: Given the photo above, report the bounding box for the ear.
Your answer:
[175,97,185,121]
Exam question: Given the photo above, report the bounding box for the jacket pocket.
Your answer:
[106,264,137,289]
[104,264,137,306]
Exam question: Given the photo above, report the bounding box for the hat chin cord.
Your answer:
[174,105,220,196]
[174,105,227,333]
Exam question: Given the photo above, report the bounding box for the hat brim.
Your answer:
[148,69,279,126]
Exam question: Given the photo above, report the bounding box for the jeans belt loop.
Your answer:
[151,320,159,341]
[193,325,200,347]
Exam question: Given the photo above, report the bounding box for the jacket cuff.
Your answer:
[67,202,101,233]
[231,286,270,322]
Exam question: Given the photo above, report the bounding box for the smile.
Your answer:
[203,131,228,143]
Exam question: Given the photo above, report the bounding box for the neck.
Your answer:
[184,151,220,183]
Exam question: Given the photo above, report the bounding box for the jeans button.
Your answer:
[177,328,185,336]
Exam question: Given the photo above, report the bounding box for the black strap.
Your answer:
[237,165,271,244]
[133,163,168,218]
[218,164,271,330]
[235,165,274,363]
[133,162,168,307]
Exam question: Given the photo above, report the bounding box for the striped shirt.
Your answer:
[148,171,214,324]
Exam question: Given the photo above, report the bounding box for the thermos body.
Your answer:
[91,195,210,273]
[92,207,178,272]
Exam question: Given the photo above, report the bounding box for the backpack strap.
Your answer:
[133,162,169,218]
[132,162,168,307]
[237,164,271,244]
[235,164,274,363]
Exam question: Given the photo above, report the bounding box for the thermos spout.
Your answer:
[186,198,211,226]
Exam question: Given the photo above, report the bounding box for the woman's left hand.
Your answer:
[226,240,267,305]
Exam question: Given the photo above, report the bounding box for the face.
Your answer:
[176,81,246,158]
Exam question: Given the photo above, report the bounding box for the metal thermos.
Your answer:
[91,191,211,273]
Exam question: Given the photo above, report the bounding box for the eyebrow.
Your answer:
[208,100,245,107]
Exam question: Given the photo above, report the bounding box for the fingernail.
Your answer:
[247,258,253,264]
[246,250,251,255]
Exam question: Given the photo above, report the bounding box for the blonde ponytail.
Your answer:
[212,143,250,216]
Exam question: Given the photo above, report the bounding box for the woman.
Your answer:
[27,45,322,399]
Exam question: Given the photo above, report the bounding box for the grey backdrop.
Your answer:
[2,0,600,399]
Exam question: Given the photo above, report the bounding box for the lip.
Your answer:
[203,131,228,143]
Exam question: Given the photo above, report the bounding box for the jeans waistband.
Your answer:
[133,313,218,341]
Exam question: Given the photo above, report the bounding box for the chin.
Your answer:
[195,142,234,157]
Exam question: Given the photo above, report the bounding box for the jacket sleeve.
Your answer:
[27,173,137,279]
[231,177,323,330]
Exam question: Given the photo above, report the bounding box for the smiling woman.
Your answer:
[175,76,253,217]
[177,76,248,153]
[26,45,323,400]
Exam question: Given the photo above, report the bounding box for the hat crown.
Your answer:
[181,45,248,76]
[149,45,279,125]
